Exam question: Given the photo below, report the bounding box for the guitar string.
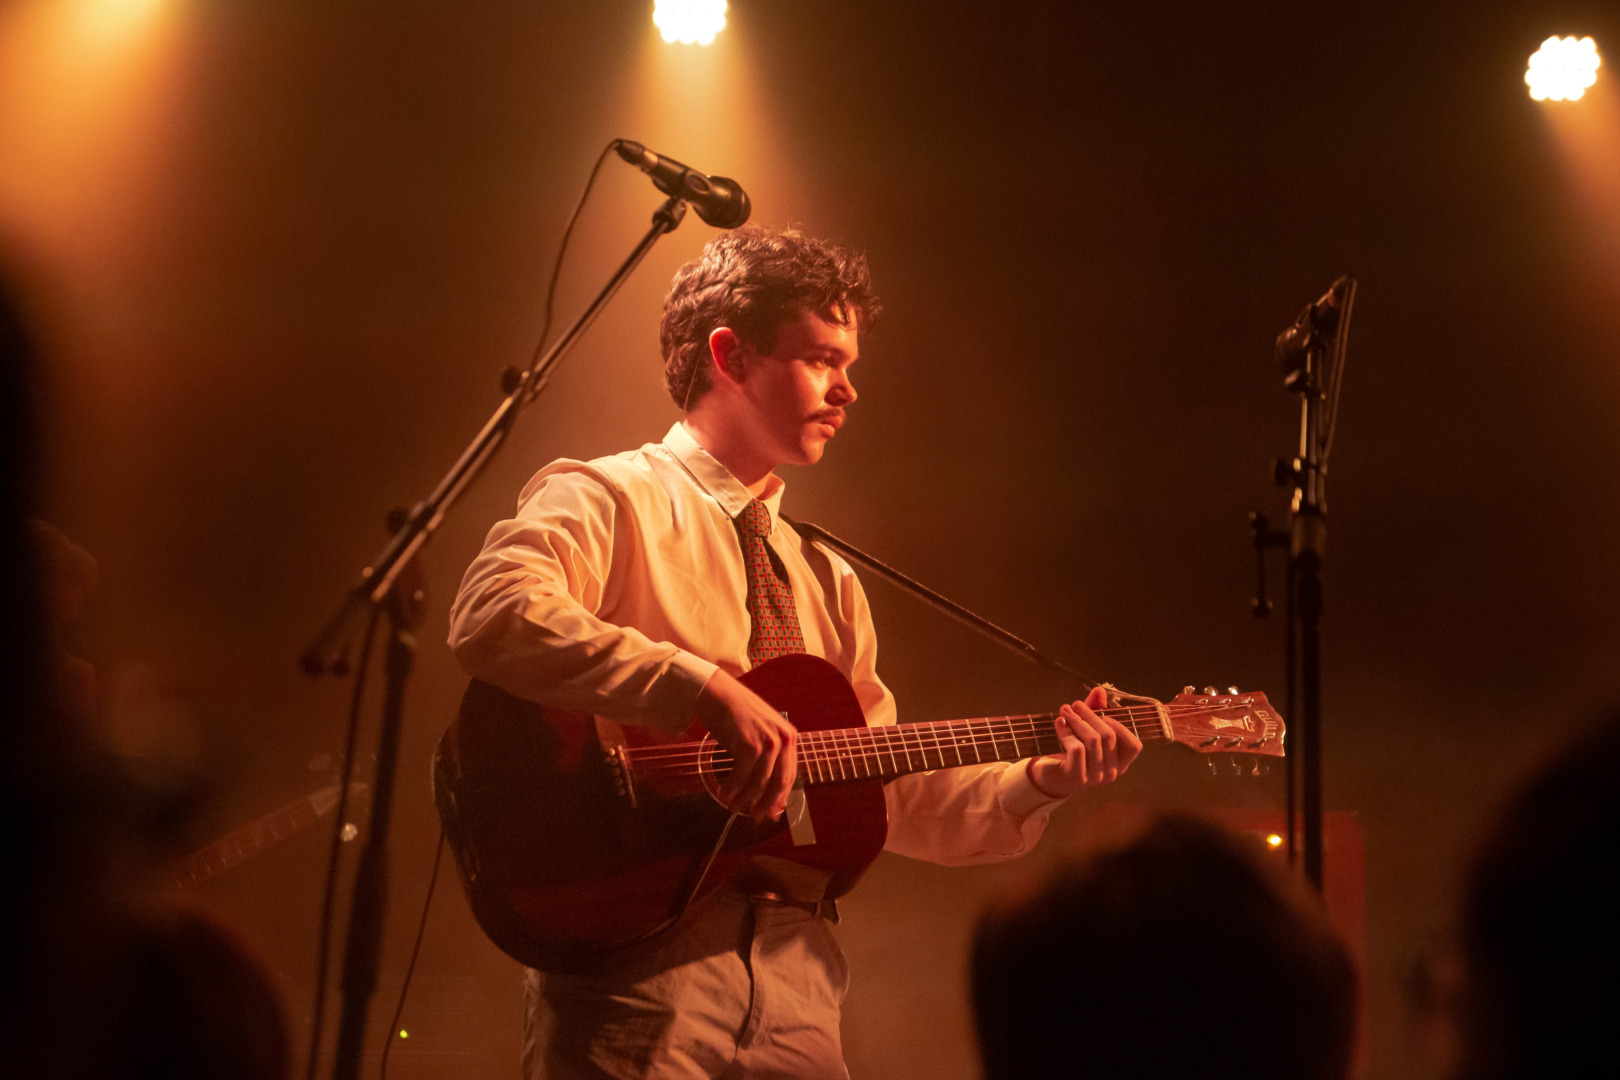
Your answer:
[615,702,1252,763]
[622,728,1164,773]
[621,726,1262,776]
[616,711,1277,779]
[620,722,1276,788]
[618,703,1268,768]
[625,726,1270,775]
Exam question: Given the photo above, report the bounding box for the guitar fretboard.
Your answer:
[795,715,1065,783]
[618,708,1172,792]
[793,710,1167,784]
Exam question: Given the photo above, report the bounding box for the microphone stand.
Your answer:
[1251,276,1356,893]
[301,193,688,1080]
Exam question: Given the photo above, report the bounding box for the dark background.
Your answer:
[3,1,1618,1076]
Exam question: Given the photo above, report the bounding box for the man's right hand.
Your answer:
[694,669,797,822]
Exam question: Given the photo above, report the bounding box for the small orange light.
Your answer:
[1266,833,1284,848]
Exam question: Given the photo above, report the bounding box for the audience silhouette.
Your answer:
[972,814,1357,1080]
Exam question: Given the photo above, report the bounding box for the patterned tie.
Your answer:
[735,499,806,666]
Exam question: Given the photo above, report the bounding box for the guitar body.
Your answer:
[433,654,888,973]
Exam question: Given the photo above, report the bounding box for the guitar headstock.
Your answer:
[1164,688,1286,757]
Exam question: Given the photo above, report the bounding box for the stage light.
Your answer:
[398,1030,410,1039]
[1266,833,1284,848]
[1526,35,1601,101]
[653,0,727,46]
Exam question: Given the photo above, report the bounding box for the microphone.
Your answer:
[613,140,751,229]
[1275,275,1353,373]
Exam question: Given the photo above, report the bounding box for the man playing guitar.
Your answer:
[446,226,1142,1079]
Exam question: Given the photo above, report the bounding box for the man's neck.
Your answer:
[679,416,777,498]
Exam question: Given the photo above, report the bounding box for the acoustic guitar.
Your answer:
[433,653,1284,973]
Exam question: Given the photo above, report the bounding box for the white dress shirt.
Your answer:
[448,421,1066,865]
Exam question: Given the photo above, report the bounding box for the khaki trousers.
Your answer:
[522,892,850,1080]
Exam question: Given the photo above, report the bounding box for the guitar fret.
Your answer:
[884,726,901,777]
[852,729,870,779]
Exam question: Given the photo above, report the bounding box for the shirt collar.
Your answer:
[663,421,786,524]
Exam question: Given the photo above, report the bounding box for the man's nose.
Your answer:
[829,369,857,407]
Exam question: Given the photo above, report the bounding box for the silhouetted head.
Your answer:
[972,814,1357,1080]
[1458,710,1620,1080]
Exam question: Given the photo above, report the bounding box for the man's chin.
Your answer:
[793,439,827,466]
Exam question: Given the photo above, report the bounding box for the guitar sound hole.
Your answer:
[696,737,735,808]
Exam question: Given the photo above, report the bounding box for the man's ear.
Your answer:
[707,327,746,385]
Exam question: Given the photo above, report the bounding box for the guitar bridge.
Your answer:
[606,745,638,809]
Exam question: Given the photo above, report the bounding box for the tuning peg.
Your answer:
[1203,686,1217,697]
[1182,685,1196,696]
[1227,686,1239,696]
[1250,761,1270,778]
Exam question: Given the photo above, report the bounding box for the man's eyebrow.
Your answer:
[806,343,857,361]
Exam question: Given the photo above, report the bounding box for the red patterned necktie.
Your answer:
[735,498,806,666]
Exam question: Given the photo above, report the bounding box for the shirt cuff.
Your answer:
[998,758,1071,819]
[642,650,719,732]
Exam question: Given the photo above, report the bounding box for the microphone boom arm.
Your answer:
[781,514,1097,690]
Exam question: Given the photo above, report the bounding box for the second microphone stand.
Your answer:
[1251,275,1356,893]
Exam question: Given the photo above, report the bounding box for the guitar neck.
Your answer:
[796,708,1168,785]
[164,783,350,891]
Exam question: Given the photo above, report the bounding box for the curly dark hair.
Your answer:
[658,225,881,408]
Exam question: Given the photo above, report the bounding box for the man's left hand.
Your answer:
[1026,686,1144,797]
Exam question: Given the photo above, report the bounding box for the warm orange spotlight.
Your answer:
[653,0,727,46]
[1526,35,1601,101]
[1266,833,1284,849]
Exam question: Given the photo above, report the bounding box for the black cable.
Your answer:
[1321,277,1356,465]
[531,141,621,368]
[378,829,445,1080]
[305,608,381,1080]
